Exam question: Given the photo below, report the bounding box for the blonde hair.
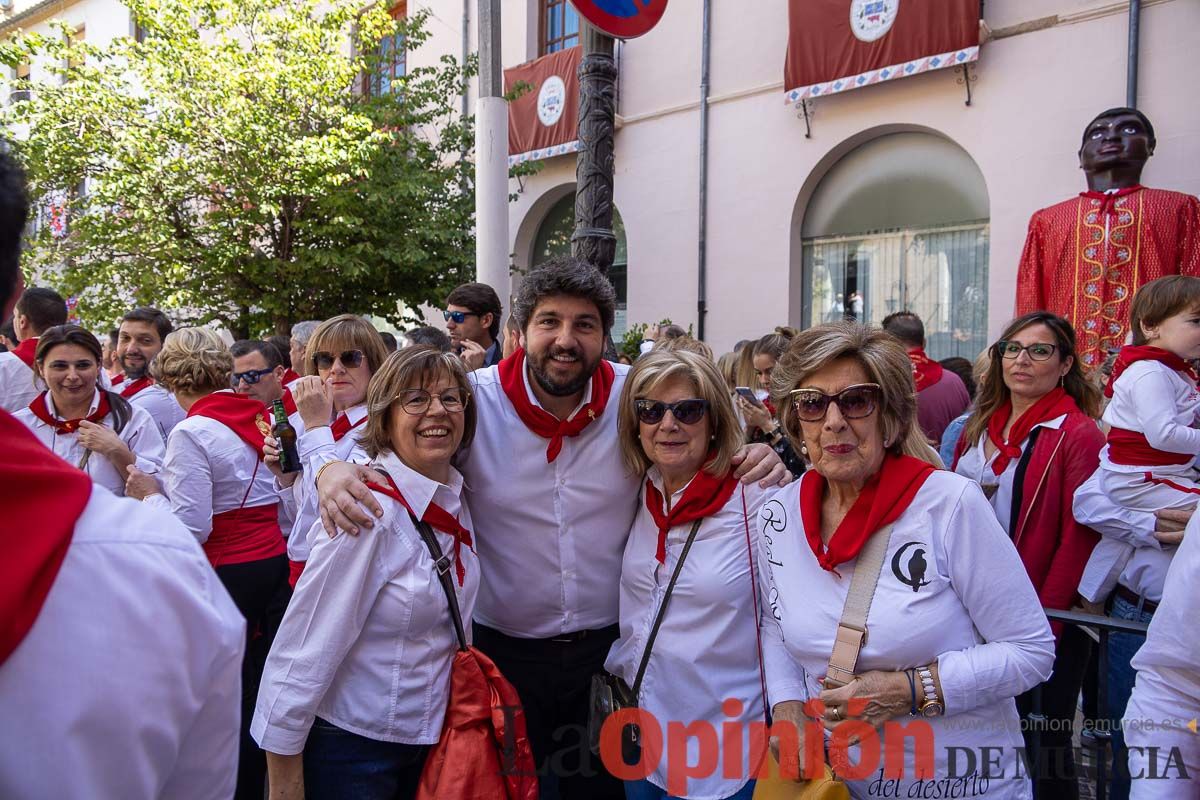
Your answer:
[734,344,757,390]
[771,321,941,466]
[654,335,715,362]
[360,346,476,459]
[716,352,739,391]
[617,349,744,478]
[151,327,233,396]
[303,315,389,378]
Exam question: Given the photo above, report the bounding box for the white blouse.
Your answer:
[14,389,165,497]
[605,471,768,800]
[252,450,480,753]
[760,470,1055,799]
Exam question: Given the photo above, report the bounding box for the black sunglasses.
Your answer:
[312,349,365,371]
[231,367,274,386]
[443,310,480,324]
[634,398,709,425]
[789,383,881,422]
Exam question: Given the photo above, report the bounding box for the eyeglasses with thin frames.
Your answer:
[396,388,470,416]
[995,341,1057,362]
[789,383,881,422]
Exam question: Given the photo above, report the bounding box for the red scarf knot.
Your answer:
[27,391,111,435]
[985,387,1079,475]
[799,452,935,573]
[331,411,366,442]
[1104,345,1200,398]
[368,474,474,587]
[11,337,38,368]
[643,459,738,565]
[119,376,155,398]
[908,348,944,392]
[498,348,615,462]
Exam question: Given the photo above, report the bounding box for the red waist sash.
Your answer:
[205,503,285,568]
[1107,427,1195,467]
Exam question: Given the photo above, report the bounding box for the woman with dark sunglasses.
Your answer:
[759,322,1054,800]
[952,311,1104,800]
[602,349,770,800]
[269,314,390,587]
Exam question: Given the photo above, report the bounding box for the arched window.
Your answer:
[800,132,989,359]
[532,193,628,338]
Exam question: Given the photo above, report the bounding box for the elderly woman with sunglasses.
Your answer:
[603,349,769,800]
[760,322,1054,799]
[950,311,1104,800]
[253,346,479,800]
[268,314,389,586]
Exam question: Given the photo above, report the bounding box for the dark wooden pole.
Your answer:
[571,22,617,275]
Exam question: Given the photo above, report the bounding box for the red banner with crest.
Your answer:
[505,46,582,166]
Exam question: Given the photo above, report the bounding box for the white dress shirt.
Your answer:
[14,389,165,496]
[286,404,370,563]
[760,471,1055,799]
[0,350,41,413]
[1123,508,1200,798]
[953,415,1066,534]
[0,481,245,800]
[461,361,640,638]
[144,391,282,545]
[126,381,187,439]
[605,472,768,799]
[253,450,479,753]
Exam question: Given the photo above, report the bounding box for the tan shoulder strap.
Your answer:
[823,523,894,689]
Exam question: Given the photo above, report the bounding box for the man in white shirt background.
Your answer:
[116,305,187,437]
[0,285,66,412]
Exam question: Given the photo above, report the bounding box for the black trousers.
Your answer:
[216,555,291,800]
[474,623,624,800]
[1015,624,1093,800]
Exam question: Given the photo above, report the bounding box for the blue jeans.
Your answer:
[1107,594,1155,800]
[303,717,429,800]
[624,778,756,800]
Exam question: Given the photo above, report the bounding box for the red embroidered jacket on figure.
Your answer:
[1015,186,1200,369]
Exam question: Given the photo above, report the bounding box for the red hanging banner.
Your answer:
[505,46,582,166]
[784,0,979,103]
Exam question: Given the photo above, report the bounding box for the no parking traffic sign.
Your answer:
[569,0,668,39]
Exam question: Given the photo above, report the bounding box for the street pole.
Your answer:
[475,0,510,313]
[571,21,617,277]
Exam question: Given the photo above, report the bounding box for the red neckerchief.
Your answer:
[27,391,111,435]
[282,368,301,385]
[0,409,92,665]
[331,411,367,442]
[497,348,615,462]
[119,376,155,398]
[763,397,777,416]
[799,452,934,574]
[1105,345,1200,398]
[644,460,738,564]
[908,348,944,392]
[986,387,1078,475]
[11,337,37,368]
[188,391,270,458]
[281,388,297,416]
[110,373,125,387]
[366,473,474,587]
[1081,184,1143,218]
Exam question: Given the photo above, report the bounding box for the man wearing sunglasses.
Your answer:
[444,282,504,370]
[230,339,287,407]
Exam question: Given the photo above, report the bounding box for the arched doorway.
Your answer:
[531,193,629,339]
[798,131,989,360]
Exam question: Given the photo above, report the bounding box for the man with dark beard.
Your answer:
[115,306,186,438]
[315,257,788,798]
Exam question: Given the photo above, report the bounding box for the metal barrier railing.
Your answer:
[1029,609,1150,800]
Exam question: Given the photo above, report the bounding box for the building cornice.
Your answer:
[1,0,83,37]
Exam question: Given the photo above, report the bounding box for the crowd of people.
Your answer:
[2,108,1199,800]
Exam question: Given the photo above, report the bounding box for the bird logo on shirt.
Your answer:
[891,541,931,593]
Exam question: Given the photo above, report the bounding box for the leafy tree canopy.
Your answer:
[1,0,476,336]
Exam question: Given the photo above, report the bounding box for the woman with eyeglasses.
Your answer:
[123,327,291,800]
[15,324,165,496]
[951,311,1104,800]
[603,349,770,800]
[253,346,480,800]
[269,314,389,587]
[758,322,1054,800]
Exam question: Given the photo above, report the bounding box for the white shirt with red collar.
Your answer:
[121,377,186,439]
[462,360,639,638]
[0,349,42,413]
[14,389,164,497]
[252,449,478,753]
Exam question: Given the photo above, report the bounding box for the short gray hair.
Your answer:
[512,256,616,332]
[291,320,321,346]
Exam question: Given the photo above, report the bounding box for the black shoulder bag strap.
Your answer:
[409,511,469,652]
[630,518,704,700]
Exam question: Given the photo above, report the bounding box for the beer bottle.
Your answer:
[272,399,303,474]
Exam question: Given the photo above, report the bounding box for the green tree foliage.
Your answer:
[1,0,476,336]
